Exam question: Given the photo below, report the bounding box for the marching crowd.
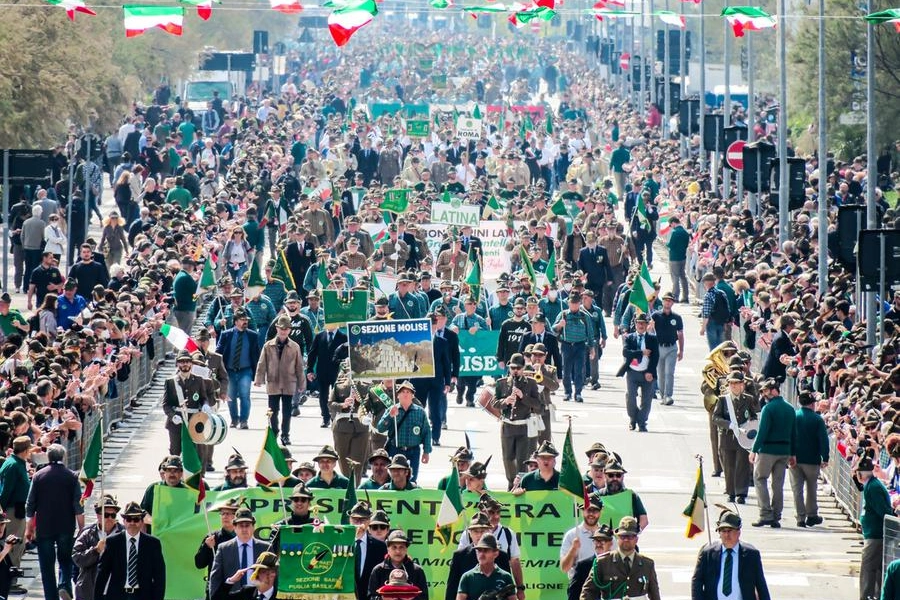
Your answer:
[0,21,898,600]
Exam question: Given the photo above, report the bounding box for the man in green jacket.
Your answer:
[172,257,198,332]
[665,216,690,303]
[791,392,829,527]
[165,176,193,209]
[749,378,796,528]
[0,436,33,572]
[857,453,893,600]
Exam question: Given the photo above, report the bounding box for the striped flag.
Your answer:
[255,427,291,486]
[159,323,199,353]
[78,426,102,502]
[682,464,706,538]
[435,466,464,544]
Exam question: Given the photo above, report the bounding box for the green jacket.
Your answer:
[667,226,690,262]
[793,406,829,465]
[172,269,197,312]
[751,396,796,455]
[861,475,893,539]
[0,455,30,508]
[166,186,192,209]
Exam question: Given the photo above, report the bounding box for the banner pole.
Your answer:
[698,454,712,545]
[392,379,399,445]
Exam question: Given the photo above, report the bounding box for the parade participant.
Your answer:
[73,495,124,600]
[381,455,420,491]
[497,298,531,370]
[462,459,490,494]
[560,493,604,575]
[447,513,512,600]
[581,291,606,391]
[348,501,388,600]
[699,273,731,351]
[376,381,432,481]
[213,453,249,491]
[493,353,541,490]
[216,308,260,429]
[193,498,239,592]
[221,551,279,600]
[436,237,468,283]
[690,508,770,600]
[0,436,32,574]
[567,525,614,600]
[554,293,596,402]
[618,313,659,431]
[528,342,560,443]
[598,459,649,532]
[439,446,475,491]
[140,455,186,516]
[373,297,392,320]
[94,501,166,600]
[368,530,428,600]
[856,452,893,600]
[791,392,829,528]
[750,379,797,528]
[163,350,213,463]
[519,314,562,371]
[425,308,456,445]
[700,341,738,477]
[195,329,228,409]
[307,445,351,489]
[650,291,684,406]
[450,295,488,407]
[292,461,317,484]
[515,440,559,492]
[489,284,514,331]
[430,280,462,319]
[330,370,372,481]
[579,516,660,600]
[359,448,392,490]
[577,232,613,310]
[307,325,349,428]
[598,223,628,316]
[585,454,609,494]
[713,371,756,504]
[368,510,391,542]
[208,507,268,600]
[455,533,516,600]
[254,314,305,446]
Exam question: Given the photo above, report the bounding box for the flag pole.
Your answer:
[98,411,106,539]
[697,454,712,545]
[567,415,581,529]
[392,379,399,446]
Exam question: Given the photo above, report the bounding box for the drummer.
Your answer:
[162,349,213,470]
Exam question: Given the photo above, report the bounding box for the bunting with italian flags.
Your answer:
[656,10,686,28]
[864,9,900,32]
[327,0,378,46]
[123,5,184,37]
[682,463,706,538]
[179,0,216,20]
[79,425,103,503]
[46,0,96,20]
[721,6,776,37]
[271,0,304,12]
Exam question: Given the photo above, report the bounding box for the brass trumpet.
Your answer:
[522,367,543,384]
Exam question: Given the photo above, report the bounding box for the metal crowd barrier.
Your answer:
[883,516,900,576]
[734,322,861,524]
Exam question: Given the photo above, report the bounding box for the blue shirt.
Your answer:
[717,545,742,600]
[57,293,88,330]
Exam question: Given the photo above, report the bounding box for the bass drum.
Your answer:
[476,387,502,421]
[189,412,229,445]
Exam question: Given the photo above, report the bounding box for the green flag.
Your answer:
[341,471,357,525]
[322,290,369,327]
[472,104,482,119]
[545,246,557,285]
[199,258,216,289]
[78,425,103,502]
[549,196,569,217]
[464,248,482,302]
[482,195,503,219]
[435,466,464,544]
[559,422,586,506]
[545,113,553,135]
[635,194,652,231]
[382,188,410,213]
[519,246,537,290]
[181,422,206,503]
[317,261,330,290]
[244,260,266,298]
[271,250,296,291]
[628,262,656,314]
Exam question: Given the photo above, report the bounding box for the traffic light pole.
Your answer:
[865,0,877,344]
[816,0,827,300]
[649,0,657,108]
[777,0,789,247]
[663,0,671,138]
[722,18,732,200]
[698,6,706,171]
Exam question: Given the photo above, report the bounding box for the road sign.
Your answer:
[619,52,630,71]
[726,140,746,170]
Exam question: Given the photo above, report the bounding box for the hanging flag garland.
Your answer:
[123,5,185,37]
[721,6,776,37]
[46,0,95,20]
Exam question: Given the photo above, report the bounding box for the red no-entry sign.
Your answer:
[619,53,630,71]
[726,140,746,170]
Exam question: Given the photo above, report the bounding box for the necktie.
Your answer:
[241,543,249,586]
[537,334,543,344]
[232,331,243,370]
[127,538,138,587]
[638,334,644,348]
[355,539,363,576]
[328,331,334,344]
[723,548,733,595]
[623,555,631,574]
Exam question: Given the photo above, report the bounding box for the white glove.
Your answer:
[172,415,183,425]
[201,404,213,415]
[389,253,399,260]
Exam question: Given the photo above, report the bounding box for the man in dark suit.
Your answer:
[284,229,316,301]
[422,309,453,446]
[216,309,260,430]
[761,314,796,383]
[519,315,562,369]
[356,141,379,186]
[690,509,771,600]
[208,507,269,600]
[221,551,279,600]
[348,501,387,600]
[307,327,349,428]
[577,233,613,310]
[617,313,659,432]
[458,224,482,257]
[95,502,166,600]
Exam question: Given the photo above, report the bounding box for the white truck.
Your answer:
[182,51,252,115]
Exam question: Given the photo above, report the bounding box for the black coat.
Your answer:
[228,585,277,600]
[577,246,613,290]
[307,330,349,385]
[368,557,428,600]
[285,240,316,293]
[617,331,660,377]
[442,327,461,378]
[690,542,770,600]
[355,534,387,600]
[95,532,166,600]
[762,330,795,382]
[519,331,562,369]
[568,555,594,600]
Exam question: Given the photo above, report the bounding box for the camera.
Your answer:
[8,536,21,545]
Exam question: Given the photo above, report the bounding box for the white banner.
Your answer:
[431,202,481,227]
[419,221,511,282]
[456,116,483,140]
[513,220,559,240]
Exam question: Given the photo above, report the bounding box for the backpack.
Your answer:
[710,289,730,324]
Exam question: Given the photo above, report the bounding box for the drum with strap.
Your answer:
[189,412,229,445]
[476,387,502,421]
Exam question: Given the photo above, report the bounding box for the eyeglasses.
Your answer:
[103,513,118,519]
[292,498,310,503]
[124,516,142,523]
[370,524,389,530]
[606,473,623,479]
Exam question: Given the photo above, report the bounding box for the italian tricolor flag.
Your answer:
[160,323,200,353]
[864,9,900,33]
[46,0,96,20]
[271,0,304,13]
[123,6,185,37]
[682,464,706,538]
[435,466,464,544]
[721,6,776,37]
[327,0,378,47]
[255,427,291,485]
[656,10,685,28]
[79,426,103,503]
[180,0,216,20]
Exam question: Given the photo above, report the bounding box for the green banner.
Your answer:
[407,120,431,137]
[279,525,356,599]
[458,330,504,377]
[323,290,369,327]
[153,487,637,600]
[418,57,434,70]
[432,73,447,88]
[381,188,410,214]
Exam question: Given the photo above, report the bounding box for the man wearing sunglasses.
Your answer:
[193,498,239,597]
[95,501,166,600]
[73,495,124,600]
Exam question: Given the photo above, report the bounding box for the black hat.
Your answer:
[196,329,211,341]
[289,482,314,500]
[122,501,145,518]
[467,512,492,531]
[349,501,373,519]
[210,497,242,512]
[634,313,650,323]
[535,440,559,457]
[716,509,742,531]
[370,510,391,526]
[584,442,607,459]
[591,524,614,540]
[233,507,256,524]
[463,456,491,479]
[161,455,184,470]
[585,492,604,511]
[604,459,626,474]
[226,452,247,470]
[250,551,279,571]
[388,454,411,471]
[313,445,340,462]
[508,353,526,368]
[369,448,391,464]
[386,530,411,545]
[473,533,499,551]
[762,377,780,390]
[451,446,475,463]
[95,494,121,513]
